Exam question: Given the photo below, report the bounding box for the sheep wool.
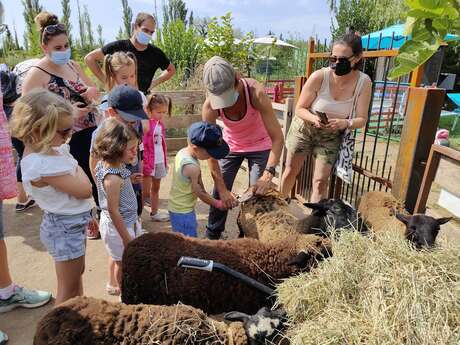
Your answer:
[358,191,408,236]
[34,296,248,345]
[122,232,329,315]
[238,189,324,242]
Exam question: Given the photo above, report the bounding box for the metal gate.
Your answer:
[293,35,425,206]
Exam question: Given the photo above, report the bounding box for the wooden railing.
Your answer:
[156,90,205,151]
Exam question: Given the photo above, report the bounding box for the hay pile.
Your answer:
[277,231,460,345]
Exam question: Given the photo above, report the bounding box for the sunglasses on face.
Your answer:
[57,127,73,138]
[141,27,155,35]
[43,23,66,35]
[328,55,354,64]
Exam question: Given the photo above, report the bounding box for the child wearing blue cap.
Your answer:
[168,121,230,237]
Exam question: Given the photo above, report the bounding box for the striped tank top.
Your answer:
[95,161,138,226]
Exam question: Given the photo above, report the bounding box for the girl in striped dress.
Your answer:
[93,118,140,294]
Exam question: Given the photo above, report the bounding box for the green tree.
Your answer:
[76,0,86,49]
[326,0,406,39]
[193,16,210,37]
[1,26,14,54]
[163,0,193,26]
[389,0,460,78]
[83,5,94,50]
[116,27,124,40]
[22,0,42,55]
[13,23,20,49]
[121,0,133,38]
[97,24,104,47]
[203,12,254,74]
[60,0,72,46]
[155,18,202,74]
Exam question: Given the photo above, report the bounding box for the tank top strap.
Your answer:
[318,68,330,95]
[32,65,55,77]
[240,78,256,109]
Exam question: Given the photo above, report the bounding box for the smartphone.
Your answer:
[316,111,329,125]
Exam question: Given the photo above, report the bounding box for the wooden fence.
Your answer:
[160,90,295,185]
[157,90,205,151]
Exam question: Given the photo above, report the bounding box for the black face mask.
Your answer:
[330,57,352,76]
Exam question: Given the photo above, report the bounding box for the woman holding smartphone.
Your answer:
[280,29,372,202]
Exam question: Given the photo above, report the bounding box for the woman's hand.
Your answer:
[308,113,327,129]
[252,171,273,195]
[74,102,91,119]
[327,118,348,131]
[81,86,100,102]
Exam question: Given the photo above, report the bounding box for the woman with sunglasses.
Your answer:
[280,29,372,202]
[21,11,101,238]
[85,12,175,94]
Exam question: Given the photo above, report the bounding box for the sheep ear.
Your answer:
[287,251,310,269]
[436,217,452,226]
[395,213,410,225]
[303,201,326,211]
[224,311,250,323]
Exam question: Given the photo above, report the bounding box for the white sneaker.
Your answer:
[150,211,170,222]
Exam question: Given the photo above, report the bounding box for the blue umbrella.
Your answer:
[361,24,460,50]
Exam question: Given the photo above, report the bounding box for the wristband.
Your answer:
[265,166,276,176]
[213,199,223,209]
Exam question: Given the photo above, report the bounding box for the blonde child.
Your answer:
[168,122,229,237]
[93,118,141,293]
[143,94,171,222]
[100,51,147,111]
[10,90,93,305]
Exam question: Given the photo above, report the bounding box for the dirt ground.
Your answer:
[1,153,459,344]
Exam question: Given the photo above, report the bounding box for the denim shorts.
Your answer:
[169,210,197,237]
[40,211,92,262]
[151,162,168,179]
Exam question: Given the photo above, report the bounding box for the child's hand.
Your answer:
[81,86,100,102]
[213,199,228,211]
[122,234,133,248]
[130,173,143,184]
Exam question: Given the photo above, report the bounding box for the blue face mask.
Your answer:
[50,48,71,65]
[136,31,151,45]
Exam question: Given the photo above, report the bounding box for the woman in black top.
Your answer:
[85,12,175,94]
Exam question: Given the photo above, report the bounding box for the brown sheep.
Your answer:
[358,191,451,248]
[34,296,287,345]
[122,232,330,315]
[238,189,366,241]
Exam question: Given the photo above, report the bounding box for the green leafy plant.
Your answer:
[389,0,460,78]
[203,12,254,74]
[155,19,202,78]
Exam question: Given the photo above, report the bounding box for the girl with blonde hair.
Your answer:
[10,89,94,305]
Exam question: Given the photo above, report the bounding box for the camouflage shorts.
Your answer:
[285,115,343,165]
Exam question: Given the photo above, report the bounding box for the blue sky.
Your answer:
[3,0,333,45]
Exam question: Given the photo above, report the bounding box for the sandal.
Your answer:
[106,283,120,296]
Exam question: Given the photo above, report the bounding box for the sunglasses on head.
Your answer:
[43,23,66,35]
[328,55,354,64]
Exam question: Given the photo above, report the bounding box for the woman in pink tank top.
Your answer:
[201,56,284,239]
[281,30,372,203]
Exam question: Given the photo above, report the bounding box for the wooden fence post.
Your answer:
[392,87,445,213]
[305,38,316,78]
